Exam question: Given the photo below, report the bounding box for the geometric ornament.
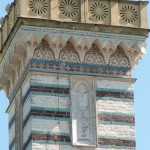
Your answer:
[120,5,138,23]
[90,2,108,20]
[59,0,79,18]
[29,0,48,15]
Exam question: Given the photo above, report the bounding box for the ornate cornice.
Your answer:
[0,25,147,97]
[0,0,149,51]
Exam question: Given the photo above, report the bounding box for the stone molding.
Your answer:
[0,26,146,97]
[0,0,148,50]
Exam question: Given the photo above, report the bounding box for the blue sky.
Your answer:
[0,0,150,150]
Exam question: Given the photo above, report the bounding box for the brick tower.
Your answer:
[0,0,149,150]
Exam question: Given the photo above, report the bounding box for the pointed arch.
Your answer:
[102,40,116,64]
[71,78,96,146]
[27,33,40,45]
[33,39,55,61]
[54,35,66,49]
[78,38,91,51]
[92,39,103,51]
[67,36,78,51]
[41,34,53,50]
[59,38,80,63]
[15,43,27,58]
[117,41,129,52]
[109,45,131,68]
[104,40,116,51]
[84,41,105,65]
[77,38,91,62]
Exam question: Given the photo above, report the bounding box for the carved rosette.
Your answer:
[59,0,79,19]
[90,2,108,20]
[29,0,48,15]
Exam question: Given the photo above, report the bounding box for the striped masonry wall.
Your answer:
[22,75,71,150]
[96,80,135,149]
[22,74,135,150]
[8,102,16,150]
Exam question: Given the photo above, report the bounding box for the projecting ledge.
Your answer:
[0,0,149,49]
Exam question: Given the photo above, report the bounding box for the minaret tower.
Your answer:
[0,0,149,150]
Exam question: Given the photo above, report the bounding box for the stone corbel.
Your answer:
[53,35,65,60]
[77,38,91,62]
[10,54,23,76]
[127,45,143,68]
[3,65,15,92]
[102,40,116,65]
[0,74,10,96]
[26,33,40,61]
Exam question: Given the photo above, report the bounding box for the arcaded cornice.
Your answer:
[0,0,149,50]
[0,25,147,97]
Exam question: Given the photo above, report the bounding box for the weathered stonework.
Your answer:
[0,0,149,150]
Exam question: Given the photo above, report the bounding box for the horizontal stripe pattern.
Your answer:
[96,80,134,91]
[9,123,15,144]
[98,138,135,147]
[96,91,134,99]
[9,138,15,150]
[98,124,135,139]
[24,134,135,149]
[9,114,15,129]
[97,100,134,115]
[23,85,69,104]
[23,109,70,128]
[24,134,71,150]
[97,114,135,125]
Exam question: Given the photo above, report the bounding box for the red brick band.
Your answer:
[23,134,71,150]
[9,138,15,150]
[97,114,135,124]
[9,114,15,129]
[23,109,70,128]
[23,86,69,104]
[96,91,134,99]
[98,138,135,147]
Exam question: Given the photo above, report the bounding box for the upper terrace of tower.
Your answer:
[0,0,149,51]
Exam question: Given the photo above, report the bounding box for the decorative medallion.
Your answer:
[84,44,105,65]
[109,46,131,68]
[120,5,138,23]
[29,0,48,15]
[33,39,55,61]
[59,42,80,63]
[90,2,108,20]
[59,0,78,18]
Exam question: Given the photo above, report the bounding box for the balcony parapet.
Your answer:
[0,0,149,51]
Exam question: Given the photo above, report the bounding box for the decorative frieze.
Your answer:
[119,2,140,27]
[29,0,48,15]
[59,0,79,20]
[0,26,146,96]
[0,0,148,51]
[89,0,110,24]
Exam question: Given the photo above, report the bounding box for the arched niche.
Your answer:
[71,77,96,147]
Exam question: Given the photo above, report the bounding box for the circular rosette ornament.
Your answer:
[90,2,108,20]
[59,0,79,18]
[29,0,48,15]
[120,5,138,23]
